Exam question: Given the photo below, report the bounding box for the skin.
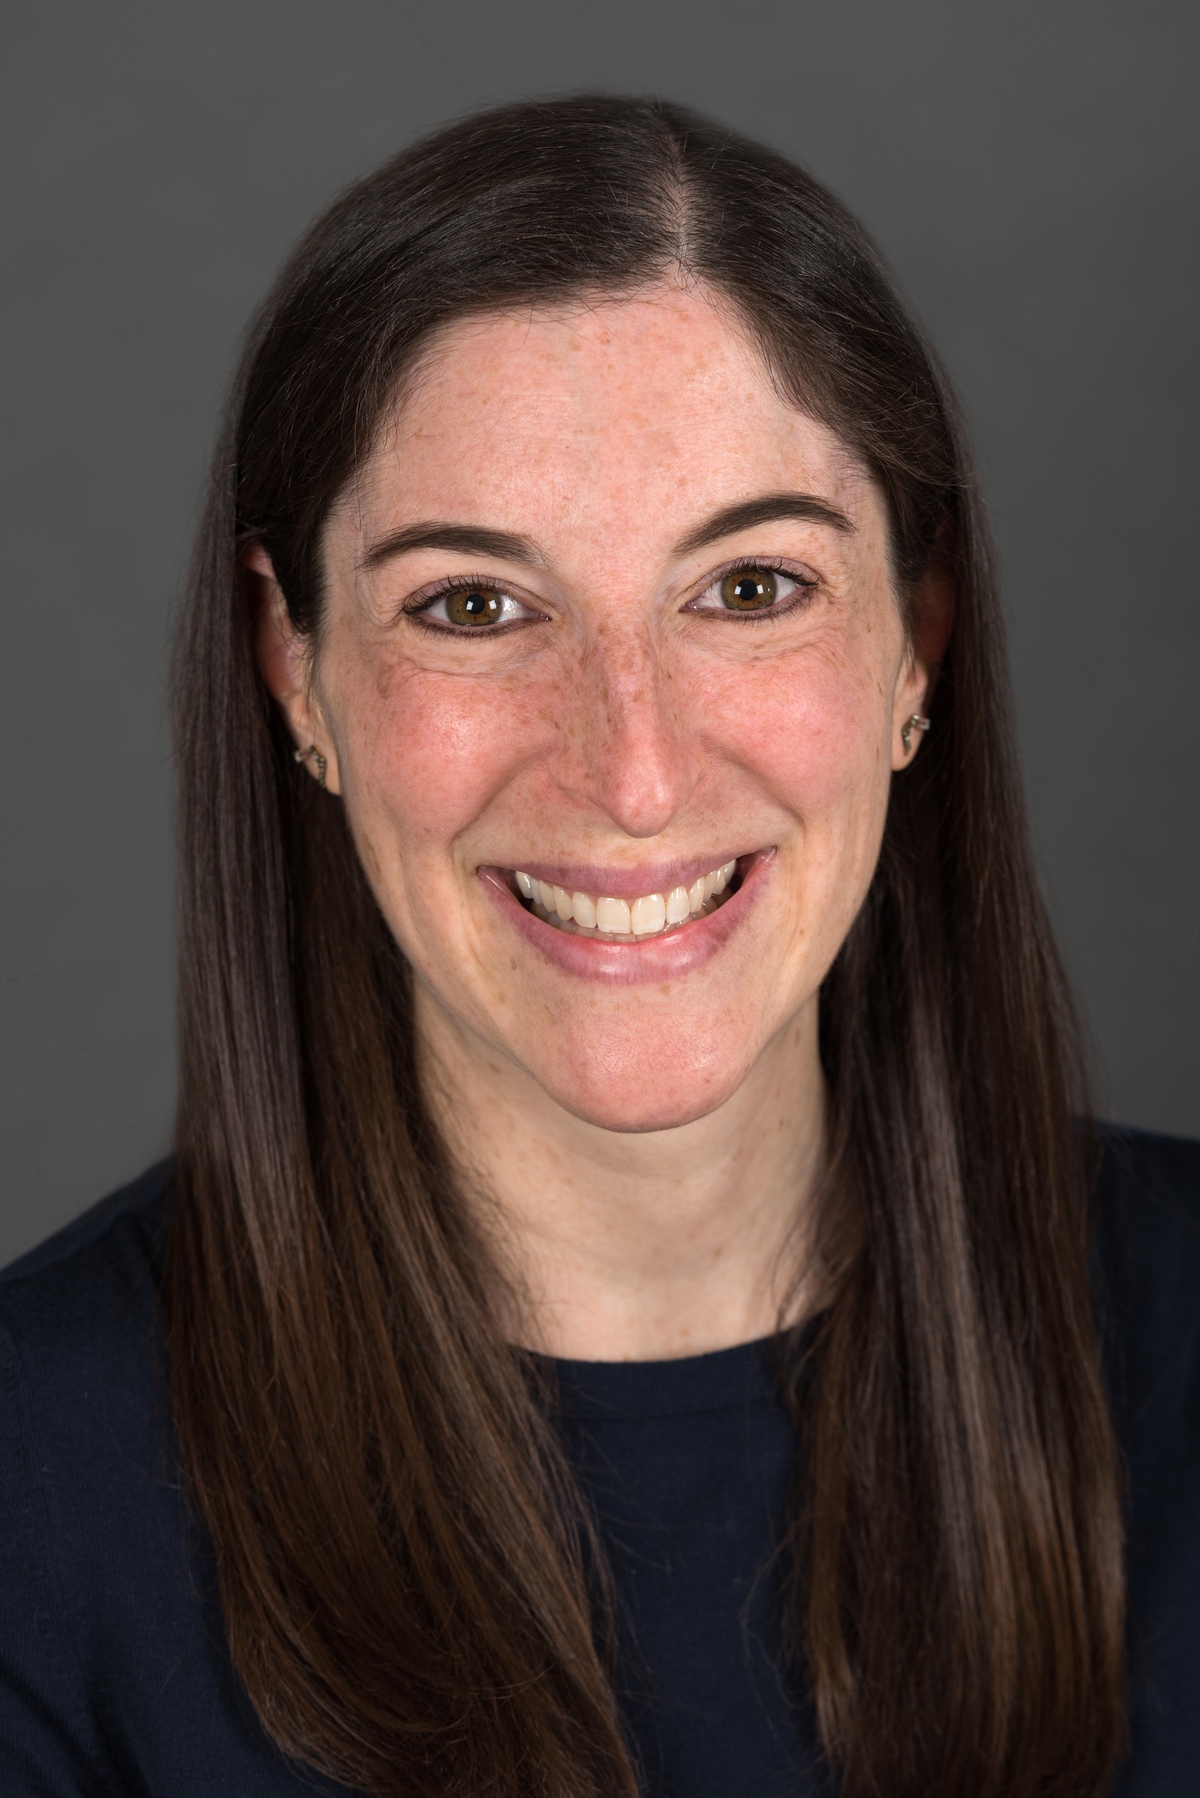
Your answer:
[251,283,951,1360]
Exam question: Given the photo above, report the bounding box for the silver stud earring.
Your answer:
[294,744,327,787]
[901,714,931,755]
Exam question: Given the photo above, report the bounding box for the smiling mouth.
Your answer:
[509,859,741,941]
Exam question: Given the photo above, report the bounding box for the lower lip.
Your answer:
[478,850,775,985]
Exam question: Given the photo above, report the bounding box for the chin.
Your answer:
[531,1046,755,1136]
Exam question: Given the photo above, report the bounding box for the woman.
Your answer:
[1,95,1196,1798]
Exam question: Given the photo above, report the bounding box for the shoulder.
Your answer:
[0,1156,174,1388]
[0,1157,176,1582]
[1090,1127,1200,1791]
[0,1162,333,1793]
[0,1156,177,1568]
[1089,1123,1200,1402]
[1,1155,174,1298]
[0,1159,174,1408]
[1092,1121,1200,1254]
[0,1164,182,1789]
[0,1157,175,1500]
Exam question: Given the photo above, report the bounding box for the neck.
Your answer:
[416,988,826,1361]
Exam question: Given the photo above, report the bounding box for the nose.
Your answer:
[550,619,700,839]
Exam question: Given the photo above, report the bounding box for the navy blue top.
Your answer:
[1,1126,1198,1796]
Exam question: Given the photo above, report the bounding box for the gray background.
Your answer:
[2,0,1197,1265]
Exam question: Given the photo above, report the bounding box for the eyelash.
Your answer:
[687,557,819,624]
[401,558,819,635]
[402,574,540,635]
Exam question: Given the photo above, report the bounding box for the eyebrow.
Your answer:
[359,522,544,571]
[672,492,854,557]
[358,491,853,574]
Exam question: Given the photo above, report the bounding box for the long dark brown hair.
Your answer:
[168,95,1125,1797]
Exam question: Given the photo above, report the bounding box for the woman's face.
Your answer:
[260,285,941,1132]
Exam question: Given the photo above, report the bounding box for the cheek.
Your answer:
[333,651,544,860]
[707,644,892,825]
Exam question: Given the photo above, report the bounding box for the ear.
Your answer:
[891,555,955,772]
[245,543,342,795]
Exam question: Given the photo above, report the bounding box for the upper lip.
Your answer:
[482,852,757,900]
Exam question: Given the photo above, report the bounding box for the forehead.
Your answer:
[337,284,879,553]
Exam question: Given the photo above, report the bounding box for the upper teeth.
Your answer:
[513,861,738,937]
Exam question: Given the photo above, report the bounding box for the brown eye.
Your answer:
[443,586,505,626]
[719,569,778,611]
